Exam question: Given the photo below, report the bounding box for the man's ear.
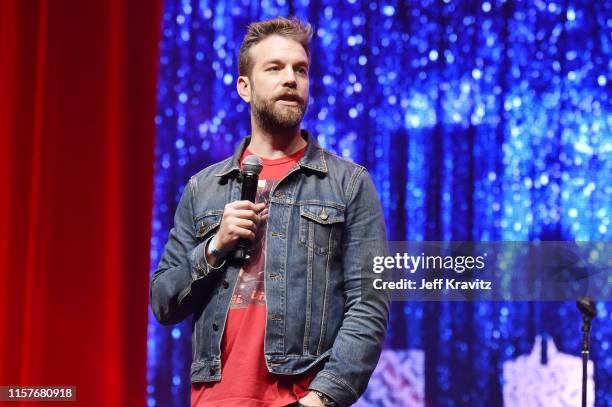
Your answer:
[237,76,251,103]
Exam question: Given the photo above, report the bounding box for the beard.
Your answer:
[250,84,308,132]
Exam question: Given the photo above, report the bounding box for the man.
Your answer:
[150,17,389,407]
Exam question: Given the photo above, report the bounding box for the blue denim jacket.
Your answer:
[150,130,389,406]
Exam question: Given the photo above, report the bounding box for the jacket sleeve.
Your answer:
[309,167,390,406]
[150,177,225,325]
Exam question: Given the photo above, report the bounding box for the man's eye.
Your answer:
[268,66,280,71]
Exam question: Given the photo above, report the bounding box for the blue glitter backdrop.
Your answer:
[148,0,611,406]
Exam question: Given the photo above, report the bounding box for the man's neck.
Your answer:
[247,122,307,159]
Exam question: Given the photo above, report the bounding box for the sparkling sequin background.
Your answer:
[148,0,611,405]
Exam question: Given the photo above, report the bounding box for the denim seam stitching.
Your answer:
[345,167,364,204]
[317,234,333,355]
[303,223,314,354]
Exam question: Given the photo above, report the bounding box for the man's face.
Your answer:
[240,35,310,131]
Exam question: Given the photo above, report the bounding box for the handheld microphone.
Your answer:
[234,155,263,261]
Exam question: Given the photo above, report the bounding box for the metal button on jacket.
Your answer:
[320,208,329,221]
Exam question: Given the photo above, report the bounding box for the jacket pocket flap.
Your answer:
[300,204,345,225]
[194,211,223,238]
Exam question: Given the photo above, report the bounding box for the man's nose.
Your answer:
[281,67,297,87]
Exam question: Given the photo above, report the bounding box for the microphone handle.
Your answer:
[235,172,259,260]
[240,172,259,201]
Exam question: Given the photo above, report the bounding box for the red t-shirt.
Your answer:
[191,145,317,407]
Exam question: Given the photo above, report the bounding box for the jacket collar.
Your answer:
[214,129,328,178]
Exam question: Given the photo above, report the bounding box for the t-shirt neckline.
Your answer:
[243,145,307,166]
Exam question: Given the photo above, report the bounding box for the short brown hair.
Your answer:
[238,17,313,77]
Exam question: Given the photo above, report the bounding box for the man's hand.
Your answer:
[216,200,267,252]
[205,201,267,267]
[298,391,325,407]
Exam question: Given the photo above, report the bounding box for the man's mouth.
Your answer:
[276,94,301,105]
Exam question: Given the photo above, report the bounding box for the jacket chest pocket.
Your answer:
[299,203,345,255]
[194,210,223,241]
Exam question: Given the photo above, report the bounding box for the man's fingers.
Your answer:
[225,200,261,211]
[226,209,260,223]
[232,218,257,232]
[254,202,266,212]
[259,208,269,221]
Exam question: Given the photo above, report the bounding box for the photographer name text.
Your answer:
[373,278,492,291]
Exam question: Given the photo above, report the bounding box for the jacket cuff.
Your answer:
[309,371,359,407]
[188,235,225,280]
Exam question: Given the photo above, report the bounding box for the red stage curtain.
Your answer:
[0,1,161,405]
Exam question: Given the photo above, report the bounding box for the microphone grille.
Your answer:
[242,154,264,175]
